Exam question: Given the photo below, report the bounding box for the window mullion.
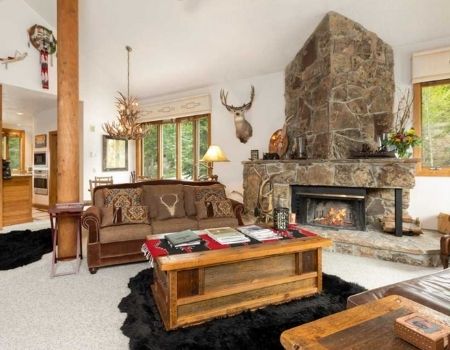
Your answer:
[176,121,181,180]
[158,124,163,179]
[193,118,198,180]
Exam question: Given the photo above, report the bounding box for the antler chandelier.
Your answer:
[103,46,148,140]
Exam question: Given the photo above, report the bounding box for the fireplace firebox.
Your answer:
[291,186,367,231]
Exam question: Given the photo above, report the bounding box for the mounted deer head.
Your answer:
[220,86,255,143]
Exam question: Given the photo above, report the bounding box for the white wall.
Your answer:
[394,38,450,229]
[140,71,285,196]
[79,70,136,200]
[0,0,57,95]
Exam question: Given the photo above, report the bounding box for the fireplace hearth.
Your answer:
[291,186,366,231]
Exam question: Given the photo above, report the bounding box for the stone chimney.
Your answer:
[285,11,395,159]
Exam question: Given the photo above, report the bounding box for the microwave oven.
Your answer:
[34,151,47,167]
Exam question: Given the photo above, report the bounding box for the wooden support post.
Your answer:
[57,0,79,258]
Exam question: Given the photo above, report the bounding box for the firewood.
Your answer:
[382,221,423,235]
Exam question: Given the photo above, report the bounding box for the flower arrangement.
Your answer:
[384,89,421,158]
[386,128,421,158]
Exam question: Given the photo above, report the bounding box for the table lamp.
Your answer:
[200,145,229,181]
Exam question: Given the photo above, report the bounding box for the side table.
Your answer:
[48,203,84,277]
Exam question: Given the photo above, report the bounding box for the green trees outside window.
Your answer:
[421,81,450,169]
[141,115,210,180]
[2,129,24,172]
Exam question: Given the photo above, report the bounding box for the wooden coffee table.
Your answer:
[149,234,331,330]
[280,295,450,349]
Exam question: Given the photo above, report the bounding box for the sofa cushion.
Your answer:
[197,217,239,230]
[121,206,150,224]
[99,224,152,243]
[195,200,213,219]
[104,188,143,208]
[144,184,185,219]
[151,217,198,234]
[210,199,234,218]
[100,206,118,227]
[184,184,226,216]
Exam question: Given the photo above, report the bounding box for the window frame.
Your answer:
[2,128,25,172]
[136,114,211,180]
[413,81,450,176]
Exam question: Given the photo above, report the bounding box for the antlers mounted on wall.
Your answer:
[220,86,255,143]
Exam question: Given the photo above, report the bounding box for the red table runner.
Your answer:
[142,225,317,267]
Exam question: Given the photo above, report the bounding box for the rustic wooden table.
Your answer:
[150,234,332,330]
[280,295,450,350]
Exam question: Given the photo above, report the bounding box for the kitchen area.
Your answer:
[1,84,57,228]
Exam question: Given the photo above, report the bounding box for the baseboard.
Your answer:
[33,204,49,210]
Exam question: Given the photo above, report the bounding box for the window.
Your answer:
[413,80,450,176]
[140,114,210,180]
[2,128,25,172]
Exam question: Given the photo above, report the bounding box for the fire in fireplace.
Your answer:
[291,186,367,231]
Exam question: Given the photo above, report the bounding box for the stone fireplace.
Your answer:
[239,12,438,266]
[242,12,417,235]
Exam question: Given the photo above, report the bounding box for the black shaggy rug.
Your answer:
[119,269,366,350]
[0,229,52,270]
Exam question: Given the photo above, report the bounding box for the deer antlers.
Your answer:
[220,85,255,112]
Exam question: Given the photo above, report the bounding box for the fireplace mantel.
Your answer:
[242,158,418,190]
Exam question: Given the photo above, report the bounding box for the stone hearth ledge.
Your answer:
[306,225,441,267]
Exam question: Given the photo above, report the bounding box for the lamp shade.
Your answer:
[201,145,229,162]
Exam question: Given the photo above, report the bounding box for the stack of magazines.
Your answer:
[165,230,202,248]
[206,227,250,244]
[238,225,281,241]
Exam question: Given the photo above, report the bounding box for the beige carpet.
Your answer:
[0,229,441,350]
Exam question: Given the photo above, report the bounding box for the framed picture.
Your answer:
[102,135,128,171]
[250,149,259,161]
[35,134,47,148]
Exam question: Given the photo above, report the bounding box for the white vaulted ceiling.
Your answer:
[23,0,450,98]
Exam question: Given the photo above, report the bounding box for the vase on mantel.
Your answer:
[395,145,413,159]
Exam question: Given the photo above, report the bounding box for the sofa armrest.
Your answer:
[82,206,101,244]
[229,199,244,226]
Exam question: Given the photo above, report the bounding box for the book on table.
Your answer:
[237,225,281,241]
[165,230,201,247]
[206,227,250,244]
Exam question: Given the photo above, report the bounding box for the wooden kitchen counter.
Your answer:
[2,175,33,226]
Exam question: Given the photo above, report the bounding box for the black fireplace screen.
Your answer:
[291,186,367,231]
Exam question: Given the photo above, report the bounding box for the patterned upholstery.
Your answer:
[210,199,234,218]
[121,206,149,224]
[104,188,143,208]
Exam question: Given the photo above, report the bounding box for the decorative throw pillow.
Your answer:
[101,206,117,227]
[210,199,234,218]
[146,185,186,220]
[104,188,143,208]
[184,184,226,216]
[195,200,214,220]
[157,192,186,220]
[194,186,227,204]
[121,206,150,224]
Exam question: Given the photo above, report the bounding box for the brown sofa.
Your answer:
[347,269,450,316]
[81,180,244,273]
